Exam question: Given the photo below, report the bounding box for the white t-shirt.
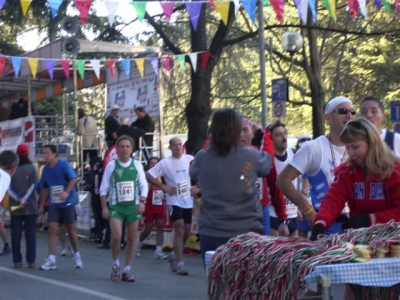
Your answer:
[0,168,11,204]
[381,129,400,157]
[148,154,194,208]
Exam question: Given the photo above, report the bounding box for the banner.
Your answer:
[107,74,160,124]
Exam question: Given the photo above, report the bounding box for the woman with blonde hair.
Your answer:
[311,117,400,240]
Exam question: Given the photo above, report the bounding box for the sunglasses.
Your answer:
[344,120,366,130]
[332,108,356,115]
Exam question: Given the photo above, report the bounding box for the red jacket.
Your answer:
[314,162,400,228]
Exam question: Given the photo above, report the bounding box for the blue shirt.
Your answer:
[40,159,77,207]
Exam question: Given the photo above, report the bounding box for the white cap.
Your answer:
[325,96,352,114]
[111,104,120,110]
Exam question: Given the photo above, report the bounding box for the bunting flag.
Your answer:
[132,2,147,22]
[294,0,308,24]
[0,0,5,11]
[106,60,116,78]
[201,51,211,70]
[47,0,63,18]
[241,0,256,23]
[20,0,32,16]
[209,0,216,10]
[381,0,391,12]
[11,57,22,77]
[374,0,382,10]
[90,59,100,79]
[270,0,284,23]
[309,0,317,23]
[150,57,159,75]
[120,59,130,78]
[60,59,70,79]
[329,0,336,20]
[233,0,240,15]
[185,2,202,31]
[27,58,38,79]
[162,56,171,71]
[160,2,174,21]
[75,0,93,25]
[44,59,54,79]
[188,53,197,72]
[0,56,5,76]
[176,54,185,72]
[347,0,359,19]
[358,0,367,17]
[214,2,230,25]
[396,0,400,12]
[104,1,119,26]
[135,58,145,77]
[262,0,271,6]
[76,60,86,79]
[322,0,335,20]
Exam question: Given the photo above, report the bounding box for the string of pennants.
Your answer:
[0,0,398,29]
[0,51,211,80]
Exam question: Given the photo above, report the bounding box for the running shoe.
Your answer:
[175,264,189,276]
[167,252,178,272]
[0,245,11,256]
[121,270,135,282]
[110,264,120,281]
[28,263,35,269]
[135,240,142,257]
[153,250,168,260]
[61,245,72,256]
[40,258,57,270]
[74,256,83,269]
[14,263,22,269]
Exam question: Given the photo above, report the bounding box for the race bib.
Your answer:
[255,178,263,201]
[177,180,190,200]
[116,181,134,202]
[152,190,164,206]
[51,185,64,203]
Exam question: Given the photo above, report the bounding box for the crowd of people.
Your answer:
[1,95,400,298]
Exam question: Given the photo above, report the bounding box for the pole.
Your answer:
[73,56,80,172]
[258,0,267,127]
[157,51,165,158]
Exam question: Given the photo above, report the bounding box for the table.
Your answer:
[305,258,400,300]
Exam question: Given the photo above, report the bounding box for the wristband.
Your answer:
[140,200,146,204]
[303,206,314,216]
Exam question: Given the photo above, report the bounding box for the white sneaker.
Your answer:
[74,256,83,269]
[135,240,142,257]
[40,258,57,270]
[154,250,168,260]
[60,245,72,256]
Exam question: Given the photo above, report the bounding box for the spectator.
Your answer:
[77,108,98,163]
[105,104,120,148]
[131,107,155,154]
[296,134,312,150]
[9,98,28,120]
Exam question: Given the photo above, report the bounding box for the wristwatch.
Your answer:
[139,198,146,204]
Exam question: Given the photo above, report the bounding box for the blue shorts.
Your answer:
[47,205,76,225]
[270,216,298,234]
[298,216,343,235]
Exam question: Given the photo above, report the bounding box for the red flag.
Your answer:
[75,0,92,25]
[106,60,116,78]
[0,56,5,76]
[201,51,211,70]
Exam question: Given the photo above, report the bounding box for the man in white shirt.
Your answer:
[359,96,400,157]
[146,137,199,275]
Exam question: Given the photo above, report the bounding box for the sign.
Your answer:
[272,78,288,102]
[390,101,400,122]
[273,101,286,118]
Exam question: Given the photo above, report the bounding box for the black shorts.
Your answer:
[47,205,76,225]
[270,216,298,234]
[168,205,192,224]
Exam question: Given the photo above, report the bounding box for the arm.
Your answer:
[59,177,77,202]
[146,171,176,196]
[267,167,287,221]
[99,163,113,220]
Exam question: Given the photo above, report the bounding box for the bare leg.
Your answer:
[139,222,153,242]
[47,222,58,255]
[65,223,79,253]
[155,219,165,246]
[173,219,184,262]
[109,218,122,260]
[124,221,138,267]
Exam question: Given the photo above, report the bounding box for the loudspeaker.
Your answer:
[61,16,79,35]
[62,37,80,56]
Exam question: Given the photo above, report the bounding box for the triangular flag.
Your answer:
[176,55,185,72]
[241,0,257,23]
[132,2,147,22]
[214,2,230,25]
[381,0,391,12]
[76,60,85,79]
[374,0,382,10]
[135,59,145,78]
[47,0,63,18]
[269,0,285,23]
[395,0,400,12]
[106,60,116,78]
[90,59,100,79]
[209,0,216,10]
[60,60,70,79]
[201,52,211,70]
[347,0,359,19]
[160,2,174,21]
[262,0,271,6]
[75,0,93,25]
[233,0,240,15]
[185,3,202,31]
[150,58,158,75]
[322,0,335,20]
[188,53,198,72]
[162,56,171,71]
[11,57,22,77]
[20,0,32,16]
[27,58,39,79]
[308,0,317,23]
[0,0,6,11]
[294,0,308,24]
[358,0,367,17]
[121,59,130,78]
[0,56,5,76]
[44,59,55,79]
[104,1,119,26]
[329,0,336,20]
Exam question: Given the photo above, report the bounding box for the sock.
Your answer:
[74,251,81,259]
[113,259,120,267]
[155,245,162,252]
[123,265,131,272]
[177,261,184,268]
[49,255,56,262]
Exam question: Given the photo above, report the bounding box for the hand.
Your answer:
[342,215,370,230]
[310,224,325,241]
[162,185,176,196]
[137,202,145,214]
[38,205,44,217]
[190,186,200,197]
[304,210,316,227]
[59,192,69,202]
[297,210,304,222]
[102,206,110,220]
[278,222,290,237]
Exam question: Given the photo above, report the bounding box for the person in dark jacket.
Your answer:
[131,107,155,148]
[105,104,120,148]
[9,98,28,120]
[116,117,145,153]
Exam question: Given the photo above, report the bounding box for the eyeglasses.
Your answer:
[332,108,356,115]
[344,120,366,130]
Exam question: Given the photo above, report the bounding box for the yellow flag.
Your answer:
[28,58,38,79]
[135,59,145,78]
[214,2,230,26]
[329,0,336,21]
[20,0,32,16]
